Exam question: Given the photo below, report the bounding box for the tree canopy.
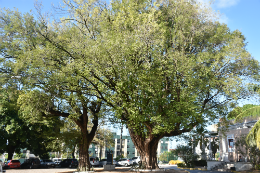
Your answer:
[0,86,61,160]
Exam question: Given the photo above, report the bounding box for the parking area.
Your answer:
[3,165,232,173]
[3,168,77,173]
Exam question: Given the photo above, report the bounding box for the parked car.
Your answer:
[0,159,4,167]
[59,159,78,168]
[113,159,118,166]
[99,158,107,166]
[0,162,6,173]
[132,156,141,164]
[117,158,133,166]
[5,160,21,169]
[89,157,99,167]
[99,158,117,166]
[20,158,41,169]
[52,158,62,165]
[40,159,56,168]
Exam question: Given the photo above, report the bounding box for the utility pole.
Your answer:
[120,122,123,158]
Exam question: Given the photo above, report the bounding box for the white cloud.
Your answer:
[216,0,240,8]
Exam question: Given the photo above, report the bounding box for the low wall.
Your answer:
[103,165,115,171]
[207,161,253,171]
[207,161,221,170]
[234,162,253,171]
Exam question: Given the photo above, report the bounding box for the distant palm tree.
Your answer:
[233,105,260,147]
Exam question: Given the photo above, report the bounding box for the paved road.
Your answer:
[2,168,76,173]
[159,165,230,173]
[3,165,231,173]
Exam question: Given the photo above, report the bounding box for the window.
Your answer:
[127,151,130,154]
[165,146,167,149]
[161,146,163,149]
[117,139,120,143]
[127,139,130,143]
[133,145,135,148]
[127,145,129,148]
[227,134,234,152]
[132,152,135,155]
[228,139,234,148]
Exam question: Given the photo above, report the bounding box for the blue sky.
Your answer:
[1,0,259,149]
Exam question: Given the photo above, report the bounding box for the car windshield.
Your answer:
[89,158,99,161]
[44,160,52,162]
[12,160,20,163]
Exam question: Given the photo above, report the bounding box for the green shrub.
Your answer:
[177,163,186,168]
[192,160,207,166]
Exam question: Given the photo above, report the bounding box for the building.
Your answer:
[218,117,259,162]
[89,133,169,159]
[194,124,219,160]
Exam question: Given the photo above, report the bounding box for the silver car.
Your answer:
[132,156,141,164]
[117,158,133,166]
[0,163,6,173]
[99,159,118,166]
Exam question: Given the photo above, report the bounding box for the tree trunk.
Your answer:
[78,134,91,171]
[75,104,100,171]
[128,128,160,169]
[139,143,159,169]
[99,145,102,160]
[7,145,15,160]
[72,145,75,159]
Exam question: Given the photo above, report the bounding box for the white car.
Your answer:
[0,163,6,173]
[117,158,133,167]
[132,156,141,164]
[89,157,99,166]
[52,158,62,165]
[99,158,118,166]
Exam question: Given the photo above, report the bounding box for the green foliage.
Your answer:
[235,135,250,158]
[228,104,257,120]
[177,163,186,168]
[192,160,207,167]
[215,152,220,160]
[249,146,260,169]
[234,105,260,122]
[235,134,260,168]
[247,120,260,148]
[0,87,62,159]
[228,104,260,148]
[173,145,198,167]
[159,151,178,162]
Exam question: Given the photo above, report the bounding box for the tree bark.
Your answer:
[74,103,100,171]
[49,101,101,171]
[128,128,160,169]
[78,134,91,171]
[7,145,15,160]
[72,145,75,159]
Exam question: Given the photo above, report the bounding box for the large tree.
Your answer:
[0,0,259,169]
[0,8,105,171]
[0,86,61,160]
